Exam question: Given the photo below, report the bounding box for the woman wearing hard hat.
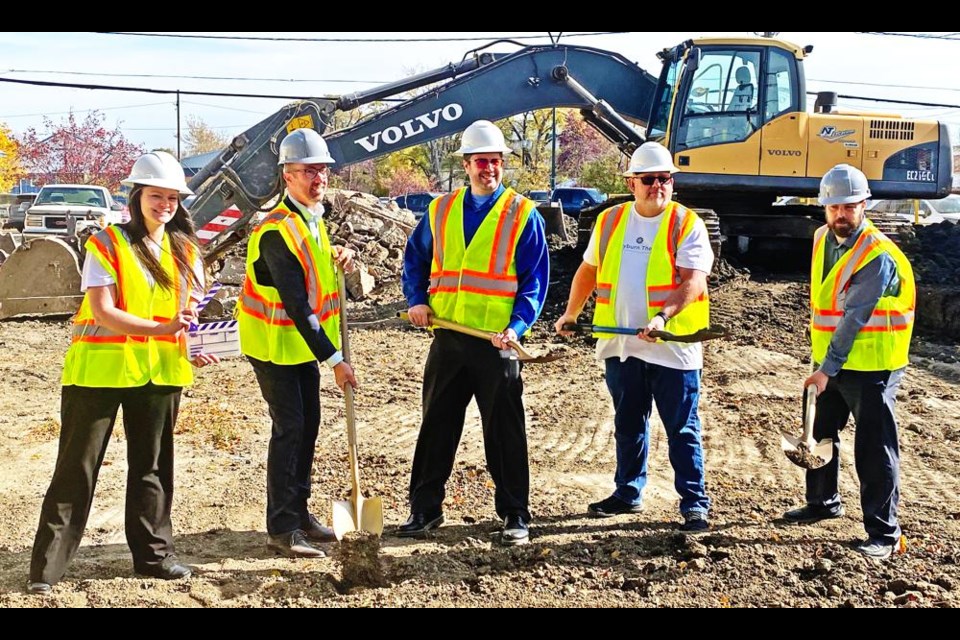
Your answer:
[28,151,216,594]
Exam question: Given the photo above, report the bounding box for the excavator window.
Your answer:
[676,49,761,150]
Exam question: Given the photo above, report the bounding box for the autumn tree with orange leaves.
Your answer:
[17,111,144,191]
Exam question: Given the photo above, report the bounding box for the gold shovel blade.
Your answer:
[332,499,357,541]
[781,433,834,470]
[331,496,385,541]
[360,496,384,536]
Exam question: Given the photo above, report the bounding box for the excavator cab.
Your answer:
[647,36,951,240]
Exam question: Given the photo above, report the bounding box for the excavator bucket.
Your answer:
[0,237,84,320]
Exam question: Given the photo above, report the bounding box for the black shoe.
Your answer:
[27,582,52,595]
[135,555,192,580]
[395,512,444,538]
[500,514,530,546]
[680,511,710,532]
[588,495,643,518]
[783,504,845,524]
[301,513,337,542]
[267,530,326,558]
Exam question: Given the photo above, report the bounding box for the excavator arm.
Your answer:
[186,43,659,258]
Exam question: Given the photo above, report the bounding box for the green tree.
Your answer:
[16,111,144,191]
[0,122,21,192]
[182,116,229,157]
[581,154,628,195]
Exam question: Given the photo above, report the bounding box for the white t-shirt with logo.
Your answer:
[583,203,714,370]
[82,228,205,302]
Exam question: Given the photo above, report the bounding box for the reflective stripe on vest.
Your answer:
[237,200,341,364]
[427,187,534,332]
[593,200,709,336]
[62,226,196,388]
[810,220,915,371]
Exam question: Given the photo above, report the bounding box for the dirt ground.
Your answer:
[2,258,959,607]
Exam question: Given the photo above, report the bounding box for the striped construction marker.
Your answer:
[196,205,243,245]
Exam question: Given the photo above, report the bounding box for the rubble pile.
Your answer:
[898,221,960,286]
[203,189,417,318]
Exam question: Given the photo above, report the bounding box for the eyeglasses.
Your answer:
[289,166,330,180]
[470,157,503,169]
[637,175,674,186]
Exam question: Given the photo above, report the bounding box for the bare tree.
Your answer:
[182,116,229,157]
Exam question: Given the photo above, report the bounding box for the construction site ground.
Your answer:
[1,254,959,608]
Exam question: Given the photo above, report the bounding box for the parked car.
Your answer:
[393,192,442,219]
[23,185,123,235]
[550,187,608,218]
[525,189,551,206]
[0,192,39,231]
[869,194,960,225]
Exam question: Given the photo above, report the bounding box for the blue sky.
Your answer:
[1,32,957,154]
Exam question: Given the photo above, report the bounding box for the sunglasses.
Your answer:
[470,157,503,169]
[289,166,330,180]
[636,175,673,186]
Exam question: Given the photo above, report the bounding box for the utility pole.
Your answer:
[176,91,181,159]
[550,108,557,191]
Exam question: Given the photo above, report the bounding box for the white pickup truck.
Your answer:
[23,184,125,236]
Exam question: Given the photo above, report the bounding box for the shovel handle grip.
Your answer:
[561,322,639,336]
[801,384,818,441]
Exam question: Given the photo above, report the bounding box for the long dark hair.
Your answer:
[123,185,203,292]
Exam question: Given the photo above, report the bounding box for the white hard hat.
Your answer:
[122,150,193,195]
[454,120,513,156]
[622,142,679,176]
[278,128,335,165]
[819,164,871,205]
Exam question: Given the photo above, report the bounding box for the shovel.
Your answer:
[331,269,384,540]
[398,312,564,363]
[560,322,728,343]
[781,384,834,470]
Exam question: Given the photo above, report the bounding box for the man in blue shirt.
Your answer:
[398,120,549,545]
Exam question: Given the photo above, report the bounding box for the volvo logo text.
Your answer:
[767,149,802,157]
[353,103,464,152]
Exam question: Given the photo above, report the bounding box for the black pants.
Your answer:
[30,383,181,585]
[409,330,530,521]
[806,367,905,545]
[247,357,321,535]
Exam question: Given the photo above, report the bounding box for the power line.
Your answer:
[1,101,174,119]
[858,32,960,41]
[3,68,389,85]
[810,77,960,93]
[96,31,628,43]
[0,76,332,101]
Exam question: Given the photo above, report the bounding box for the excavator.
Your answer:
[0,34,952,319]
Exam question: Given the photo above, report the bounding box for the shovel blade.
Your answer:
[360,496,384,536]
[781,433,834,470]
[332,499,357,541]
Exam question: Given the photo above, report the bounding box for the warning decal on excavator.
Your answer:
[287,116,314,133]
[196,206,243,245]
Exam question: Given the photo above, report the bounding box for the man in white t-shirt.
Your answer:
[555,141,714,532]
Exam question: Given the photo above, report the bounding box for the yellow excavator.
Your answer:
[0,34,951,319]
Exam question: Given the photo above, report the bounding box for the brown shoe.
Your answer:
[267,530,326,558]
[301,513,337,542]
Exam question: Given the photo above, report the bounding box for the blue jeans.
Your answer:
[604,357,710,515]
[806,367,904,545]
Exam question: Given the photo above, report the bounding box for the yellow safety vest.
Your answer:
[810,220,915,371]
[62,226,197,388]
[593,200,709,337]
[427,187,535,333]
[238,200,341,364]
